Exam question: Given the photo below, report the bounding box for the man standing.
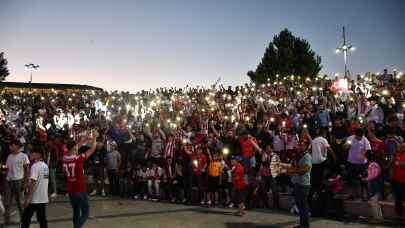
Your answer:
[345,128,371,199]
[63,130,98,228]
[21,148,49,228]
[392,143,405,223]
[104,141,121,195]
[4,140,30,225]
[310,128,336,205]
[287,140,312,228]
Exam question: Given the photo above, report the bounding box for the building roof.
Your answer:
[0,82,103,91]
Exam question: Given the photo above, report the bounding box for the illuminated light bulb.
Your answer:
[201,108,205,112]
[179,110,184,115]
[182,139,187,144]
[303,124,308,129]
[297,91,301,95]
[41,96,45,100]
[347,140,352,145]
[312,87,317,91]
[222,148,229,155]
[72,93,76,97]
[270,117,275,122]
[167,119,171,123]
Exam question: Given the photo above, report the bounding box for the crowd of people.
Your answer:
[0,69,404,227]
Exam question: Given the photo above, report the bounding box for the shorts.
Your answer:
[207,176,220,193]
[347,163,367,187]
[234,188,246,205]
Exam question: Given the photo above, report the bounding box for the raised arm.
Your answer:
[85,130,99,160]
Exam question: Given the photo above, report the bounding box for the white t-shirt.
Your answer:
[311,136,330,164]
[30,161,49,204]
[6,152,30,181]
[347,135,372,164]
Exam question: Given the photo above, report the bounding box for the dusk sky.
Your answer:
[1,0,404,92]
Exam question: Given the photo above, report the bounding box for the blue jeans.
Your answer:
[293,184,310,227]
[69,192,89,228]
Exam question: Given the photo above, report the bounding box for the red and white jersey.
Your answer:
[164,140,175,159]
[63,154,86,193]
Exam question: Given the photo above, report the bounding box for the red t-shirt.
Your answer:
[191,153,207,175]
[233,164,247,189]
[392,152,405,183]
[239,138,255,158]
[369,138,384,156]
[63,154,86,193]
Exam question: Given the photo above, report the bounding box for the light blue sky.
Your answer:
[1,0,404,91]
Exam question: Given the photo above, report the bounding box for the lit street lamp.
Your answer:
[24,63,40,83]
[335,27,355,78]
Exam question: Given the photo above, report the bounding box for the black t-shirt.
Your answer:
[220,136,240,157]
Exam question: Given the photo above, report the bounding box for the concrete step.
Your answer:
[269,193,403,220]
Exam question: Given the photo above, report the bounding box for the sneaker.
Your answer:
[152,198,159,201]
[290,205,299,214]
[228,203,234,208]
[207,200,212,206]
[89,190,97,196]
[101,190,106,197]
[143,195,148,200]
[201,201,205,205]
[133,195,139,200]
[50,193,58,198]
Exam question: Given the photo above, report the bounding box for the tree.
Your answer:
[248,29,322,84]
[0,52,10,82]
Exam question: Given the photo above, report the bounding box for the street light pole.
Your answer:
[335,27,355,78]
[24,63,40,83]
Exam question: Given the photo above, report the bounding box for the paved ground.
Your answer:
[2,196,401,228]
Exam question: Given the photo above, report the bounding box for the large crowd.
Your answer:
[0,69,404,227]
